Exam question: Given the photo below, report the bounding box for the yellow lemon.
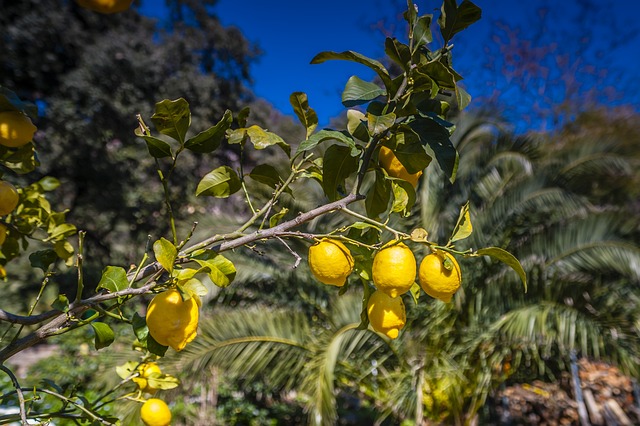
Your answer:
[75,0,133,13]
[133,362,162,394]
[0,224,6,246]
[379,145,423,188]
[367,290,406,339]
[146,289,199,351]
[0,111,37,148]
[419,252,462,302]
[308,239,354,286]
[372,243,416,298]
[0,181,19,216]
[140,398,172,426]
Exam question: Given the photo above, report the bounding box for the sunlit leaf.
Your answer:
[153,238,177,274]
[151,98,191,143]
[196,166,242,198]
[97,266,129,293]
[91,322,115,350]
[140,135,172,159]
[476,247,527,291]
[246,125,291,156]
[297,129,359,156]
[367,112,396,135]
[269,207,289,228]
[184,110,232,153]
[342,75,386,107]
[289,92,318,139]
[450,201,473,242]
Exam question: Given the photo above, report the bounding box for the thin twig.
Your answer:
[0,365,28,425]
[276,237,301,269]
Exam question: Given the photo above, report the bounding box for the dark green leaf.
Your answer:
[0,142,38,174]
[96,266,129,293]
[249,164,292,195]
[184,110,232,153]
[413,15,433,53]
[289,92,318,139]
[140,135,172,159]
[236,107,250,128]
[196,166,242,198]
[29,249,58,272]
[147,334,168,357]
[342,75,386,107]
[51,294,69,312]
[409,118,459,183]
[365,170,391,218]
[153,238,177,273]
[476,247,527,291]
[132,312,148,341]
[403,0,418,28]
[297,130,358,156]
[438,0,482,43]
[311,50,393,92]
[0,86,38,117]
[367,112,396,136]
[151,98,191,143]
[346,109,369,141]
[385,38,412,72]
[423,61,456,89]
[456,85,472,111]
[322,144,359,201]
[389,127,432,174]
[91,322,115,350]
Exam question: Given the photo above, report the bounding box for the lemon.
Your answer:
[367,290,406,339]
[308,239,354,286]
[379,145,423,188]
[372,243,416,298]
[0,111,37,148]
[418,252,462,302]
[133,362,162,394]
[0,181,19,216]
[146,289,199,351]
[75,0,133,13]
[140,398,172,426]
[0,224,6,246]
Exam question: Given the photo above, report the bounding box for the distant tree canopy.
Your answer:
[0,0,286,271]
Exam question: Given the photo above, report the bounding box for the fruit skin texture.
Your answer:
[0,224,6,246]
[0,111,37,148]
[379,145,423,188]
[75,0,133,13]
[367,290,406,339]
[372,243,416,298]
[0,181,19,216]
[308,239,354,287]
[133,362,162,394]
[146,289,199,351]
[419,252,462,303]
[140,398,172,426]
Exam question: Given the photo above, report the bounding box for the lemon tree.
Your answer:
[0,1,528,424]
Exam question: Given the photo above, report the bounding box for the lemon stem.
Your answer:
[341,207,409,241]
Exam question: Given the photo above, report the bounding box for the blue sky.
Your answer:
[140,0,640,128]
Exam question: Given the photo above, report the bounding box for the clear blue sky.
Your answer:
[140,0,640,128]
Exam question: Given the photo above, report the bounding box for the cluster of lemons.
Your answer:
[308,146,460,339]
[134,363,172,426]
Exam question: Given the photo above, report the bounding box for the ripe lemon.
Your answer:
[133,362,162,394]
[0,181,19,216]
[75,0,133,13]
[418,252,462,303]
[0,224,6,246]
[379,145,423,188]
[367,290,406,339]
[0,111,37,148]
[146,289,199,351]
[308,239,354,286]
[372,243,416,298]
[140,398,172,426]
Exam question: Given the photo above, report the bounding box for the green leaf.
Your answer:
[412,14,433,53]
[476,247,527,291]
[37,177,60,192]
[153,238,177,273]
[423,61,456,89]
[289,92,318,139]
[269,207,289,228]
[179,278,208,300]
[131,312,148,342]
[346,109,369,141]
[390,180,416,217]
[97,266,129,293]
[51,294,69,312]
[385,38,412,72]
[226,128,248,145]
[409,118,458,183]
[438,0,482,43]
[456,84,472,111]
[151,98,191,143]
[146,334,168,357]
[365,170,391,218]
[140,135,172,159]
[29,249,58,272]
[297,129,358,156]
[409,282,421,304]
[236,106,250,128]
[246,125,291,156]
[249,164,291,194]
[91,322,115,350]
[191,250,237,288]
[147,374,180,390]
[450,201,473,242]
[322,144,359,201]
[311,50,393,92]
[403,0,418,28]
[342,76,386,107]
[115,361,139,380]
[184,110,232,153]
[388,128,432,174]
[0,142,38,174]
[196,166,242,198]
[367,112,396,136]
[46,223,77,242]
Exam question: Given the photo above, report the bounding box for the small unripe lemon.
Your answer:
[308,239,354,286]
[0,181,19,216]
[372,243,416,298]
[367,290,406,339]
[140,398,171,426]
[0,111,37,148]
[379,146,423,188]
[146,289,199,351]
[419,252,462,302]
[133,362,162,394]
[0,224,7,246]
[75,0,133,14]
